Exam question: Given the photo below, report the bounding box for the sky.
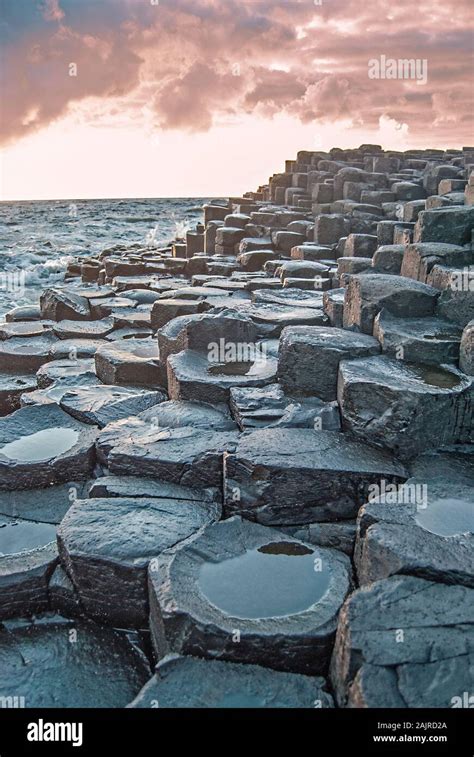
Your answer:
[0,0,473,201]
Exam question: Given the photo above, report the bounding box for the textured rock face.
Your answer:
[148,517,351,674]
[40,289,92,321]
[59,384,166,428]
[401,242,472,283]
[373,310,462,365]
[338,356,473,459]
[0,615,150,707]
[94,339,166,387]
[57,495,220,627]
[414,206,474,245]
[460,320,474,374]
[278,326,380,400]
[224,428,406,524]
[343,274,439,333]
[128,655,334,708]
[0,404,97,490]
[354,480,474,587]
[330,575,474,708]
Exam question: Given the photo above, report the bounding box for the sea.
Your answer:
[0,197,213,318]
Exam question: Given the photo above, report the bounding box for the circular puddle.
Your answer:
[415,498,474,537]
[0,427,80,462]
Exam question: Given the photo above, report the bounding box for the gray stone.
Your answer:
[460,320,474,374]
[40,288,92,321]
[338,356,473,459]
[278,326,380,400]
[401,242,472,283]
[128,654,334,708]
[95,339,166,388]
[373,310,462,364]
[148,517,351,674]
[330,575,474,708]
[36,358,97,389]
[0,404,97,491]
[0,614,150,706]
[414,206,474,245]
[224,428,406,524]
[0,374,37,416]
[0,334,57,373]
[59,385,166,428]
[57,495,220,627]
[343,274,439,333]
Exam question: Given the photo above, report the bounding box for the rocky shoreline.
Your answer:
[1,144,473,709]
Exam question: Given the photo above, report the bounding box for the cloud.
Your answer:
[1,0,473,146]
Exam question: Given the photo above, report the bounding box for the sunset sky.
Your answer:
[1,0,473,201]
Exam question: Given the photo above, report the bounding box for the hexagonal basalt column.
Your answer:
[223,428,406,525]
[148,517,351,675]
[57,495,220,627]
[338,356,473,459]
[330,575,474,708]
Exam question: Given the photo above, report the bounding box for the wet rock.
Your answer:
[40,289,92,321]
[59,385,166,428]
[0,480,91,523]
[460,320,474,374]
[282,522,357,557]
[168,349,277,404]
[251,288,324,309]
[344,234,378,258]
[401,242,472,283]
[0,517,57,619]
[88,475,218,504]
[57,495,220,626]
[36,358,97,388]
[5,305,42,323]
[0,334,57,373]
[246,303,328,337]
[97,420,238,488]
[343,274,439,333]
[224,428,406,524]
[150,299,204,331]
[323,289,345,327]
[0,404,97,490]
[95,339,166,388]
[338,356,473,459]
[48,565,82,617]
[148,517,351,674]
[0,374,37,416]
[278,326,380,400]
[229,383,340,431]
[330,575,474,708]
[277,261,330,282]
[128,654,334,708]
[49,338,104,360]
[0,321,52,339]
[414,206,474,246]
[52,318,115,340]
[157,310,257,364]
[354,480,474,587]
[0,614,150,707]
[373,310,462,364]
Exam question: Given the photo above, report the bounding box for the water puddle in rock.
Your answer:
[198,541,329,619]
[208,361,255,376]
[0,428,80,461]
[408,364,460,389]
[0,520,57,555]
[415,498,474,536]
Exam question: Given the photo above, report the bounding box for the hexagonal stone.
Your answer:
[401,242,472,283]
[0,480,91,523]
[167,349,278,404]
[373,310,462,365]
[52,318,115,340]
[0,374,37,416]
[355,479,474,587]
[0,334,57,373]
[0,614,150,707]
[330,575,474,707]
[97,418,238,488]
[338,356,473,459]
[128,654,334,708]
[224,429,406,524]
[343,274,438,334]
[229,383,339,431]
[59,385,166,428]
[0,516,57,620]
[0,404,97,490]
[57,495,220,626]
[278,326,380,400]
[149,517,351,674]
[40,288,92,321]
[94,339,166,388]
[414,206,474,246]
[157,310,257,364]
[36,358,97,389]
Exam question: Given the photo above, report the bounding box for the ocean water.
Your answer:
[0,197,212,318]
